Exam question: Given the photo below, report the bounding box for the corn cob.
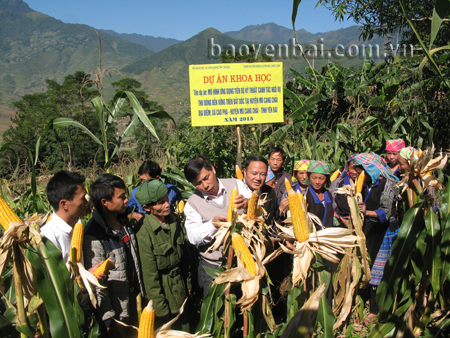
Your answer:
[0,196,21,231]
[330,170,341,183]
[297,191,306,211]
[246,190,259,218]
[356,172,365,194]
[178,200,185,213]
[288,188,309,243]
[70,221,84,262]
[138,300,155,338]
[227,187,239,222]
[235,165,244,180]
[232,234,257,275]
[94,258,115,278]
[284,178,293,193]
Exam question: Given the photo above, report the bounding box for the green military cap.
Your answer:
[135,179,168,206]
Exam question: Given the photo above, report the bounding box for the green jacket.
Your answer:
[136,212,192,317]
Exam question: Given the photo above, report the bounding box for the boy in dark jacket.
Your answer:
[83,174,145,338]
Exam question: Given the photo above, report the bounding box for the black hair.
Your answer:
[184,155,213,183]
[243,155,268,169]
[268,147,286,161]
[138,160,162,177]
[89,174,126,212]
[46,170,85,211]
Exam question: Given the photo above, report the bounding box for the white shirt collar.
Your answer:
[200,179,226,200]
[51,212,74,234]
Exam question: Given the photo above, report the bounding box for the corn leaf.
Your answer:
[284,87,304,106]
[51,118,102,146]
[317,268,334,338]
[196,283,224,334]
[368,322,396,338]
[424,208,441,297]
[399,0,443,79]
[281,284,326,338]
[440,216,450,283]
[376,203,424,319]
[25,238,83,338]
[118,90,160,141]
[429,0,450,48]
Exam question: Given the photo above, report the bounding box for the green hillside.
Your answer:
[0,1,389,138]
[120,28,370,114]
[224,22,386,46]
[99,29,181,53]
[0,0,153,105]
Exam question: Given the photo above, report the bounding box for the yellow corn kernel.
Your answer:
[227,187,239,222]
[297,191,306,211]
[70,222,84,263]
[232,234,257,275]
[284,178,292,193]
[236,165,244,180]
[138,300,155,338]
[178,200,185,213]
[94,258,115,278]
[246,190,259,219]
[288,188,309,242]
[330,170,341,183]
[356,172,365,194]
[0,196,21,231]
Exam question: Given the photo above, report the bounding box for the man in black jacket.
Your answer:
[241,155,278,228]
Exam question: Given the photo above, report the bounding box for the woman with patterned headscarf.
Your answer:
[330,154,360,227]
[352,153,399,325]
[306,160,334,230]
[292,160,310,195]
[385,139,405,176]
[305,160,336,305]
[352,153,399,263]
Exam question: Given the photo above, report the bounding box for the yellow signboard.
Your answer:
[189,62,284,126]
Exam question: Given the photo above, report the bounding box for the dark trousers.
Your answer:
[198,259,220,299]
[363,220,389,268]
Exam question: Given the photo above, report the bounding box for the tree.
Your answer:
[220,44,273,63]
[2,71,112,173]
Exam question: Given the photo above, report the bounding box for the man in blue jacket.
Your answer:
[128,160,183,221]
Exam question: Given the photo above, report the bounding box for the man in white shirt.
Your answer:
[41,170,89,262]
[183,155,247,297]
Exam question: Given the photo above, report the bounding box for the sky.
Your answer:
[24,0,357,41]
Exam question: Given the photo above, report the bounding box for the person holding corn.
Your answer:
[330,155,359,228]
[83,174,145,338]
[42,170,90,262]
[350,153,398,325]
[134,179,192,332]
[305,160,335,230]
[292,160,310,195]
[183,155,248,298]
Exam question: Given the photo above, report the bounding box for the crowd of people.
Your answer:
[39,139,420,336]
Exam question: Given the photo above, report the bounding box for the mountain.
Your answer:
[225,22,386,46]
[120,28,258,112]
[119,27,369,114]
[0,0,153,105]
[99,29,182,53]
[0,1,388,138]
